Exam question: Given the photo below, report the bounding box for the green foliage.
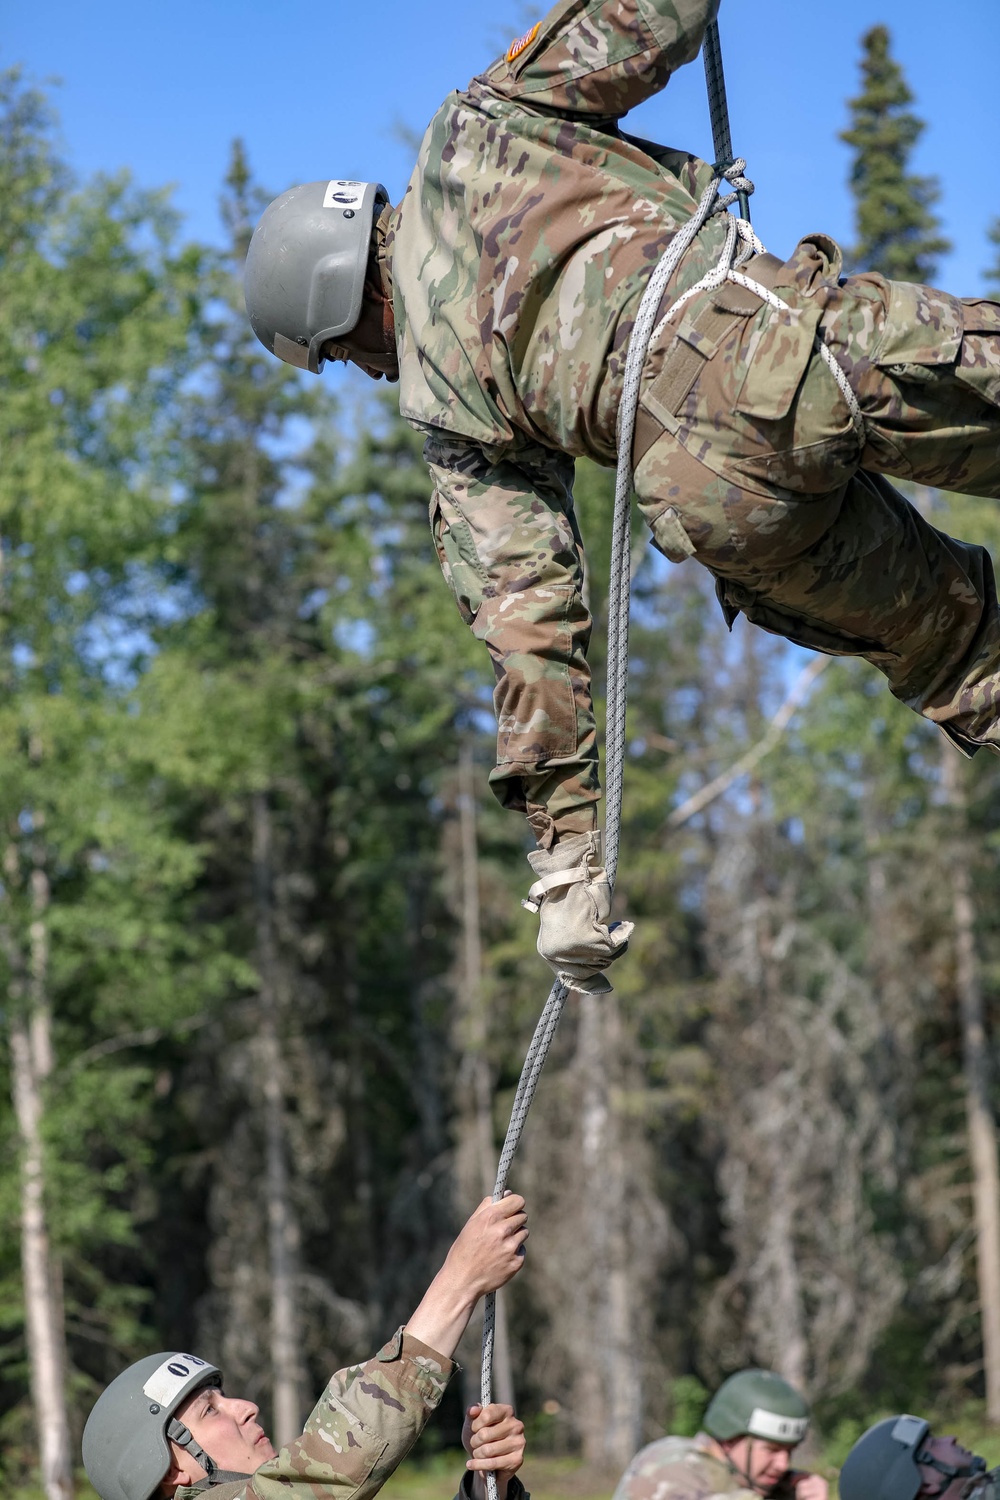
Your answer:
[668,1375,710,1437]
[986,217,1000,293]
[840,26,950,280]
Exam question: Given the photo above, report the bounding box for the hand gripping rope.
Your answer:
[479,25,863,1497]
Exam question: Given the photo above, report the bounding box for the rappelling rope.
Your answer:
[481,26,862,1497]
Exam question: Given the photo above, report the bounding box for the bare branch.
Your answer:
[667,655,831,829]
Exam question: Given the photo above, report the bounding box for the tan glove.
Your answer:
[523,832,633,994]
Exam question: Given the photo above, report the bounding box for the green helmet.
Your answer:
[83,1351,229,1500]
[244,179,388,373]
[704,1370,810,1445]
[839,1416,986,1500]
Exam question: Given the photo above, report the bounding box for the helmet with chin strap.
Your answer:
[83,1351,250,1500]
[704,1369,810,1445]
[839,1416,987,1500]
[244,179,388,374]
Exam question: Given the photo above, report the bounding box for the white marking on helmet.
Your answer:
[142,1355,210,1409]
[891,1416,930,1449]
[747,1408,809,1443]
[323,180,363,210]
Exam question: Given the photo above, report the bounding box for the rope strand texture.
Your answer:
[477,32,860,1500]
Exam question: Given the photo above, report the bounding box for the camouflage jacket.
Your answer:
[390,0,721,846]
[175,1329,453,1500]
[612,1432,758,1500]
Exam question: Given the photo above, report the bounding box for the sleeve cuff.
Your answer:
[375,1326,456,1386]
[456,1474,530,1500]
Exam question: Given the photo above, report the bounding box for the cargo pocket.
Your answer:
[872,278,964,377]
[729,298,861,494]
[956,297,1000,409]
[429,492,490,626]
[733,300,822,420]
[647,503,698,564]
[715,576,896,660]
[712,470,904,664]
[481,582,581,763]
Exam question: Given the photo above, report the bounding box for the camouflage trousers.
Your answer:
[634,233,1000,752]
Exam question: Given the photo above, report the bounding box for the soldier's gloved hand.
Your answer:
[522,832,633,994]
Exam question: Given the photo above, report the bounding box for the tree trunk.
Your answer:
[942,751,1000,1423]
[5,829,73,1500]
[252,793,303,1445]
[455,747,514,1409]
[576,992,642,1471]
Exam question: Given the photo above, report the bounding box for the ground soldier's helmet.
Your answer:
[704,1369,810,1445]
[839,1416,987,1500]
[83,1351,223,1500]
[244,179,388,374]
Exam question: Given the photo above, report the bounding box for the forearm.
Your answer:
[425,435,599,849]
[405,1270,477,1361]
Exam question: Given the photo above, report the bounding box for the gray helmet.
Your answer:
[83,1351,225,1500]
[704,1369,810,1444]
[244,179,388,373]
[839,1415,986,1500]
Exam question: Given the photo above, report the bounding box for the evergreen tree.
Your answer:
[0,66,216,1491]
[986,217,1000,293]
[840,26,951,280]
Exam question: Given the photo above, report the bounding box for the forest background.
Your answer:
[3,10,1000,1500]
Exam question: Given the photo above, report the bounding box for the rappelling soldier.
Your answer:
[243,0,1000,997]
[82,1195,528,1500]
[613,1370,827,1500]
[839,1413,995,1500]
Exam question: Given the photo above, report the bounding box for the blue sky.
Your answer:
[5,0,998,296]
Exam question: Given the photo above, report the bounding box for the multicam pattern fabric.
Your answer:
[612,1432,757,1500]
[175,1330,453,1500]
[634,236,1000,755]
[390,0,1000,846]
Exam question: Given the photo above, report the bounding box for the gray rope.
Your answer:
[480,26,780,1499]
[702,21,750,222]
[481,980,568,1500]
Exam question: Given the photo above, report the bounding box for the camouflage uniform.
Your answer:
[390,0,1000,848]
[612,1432,756,1500]
[174,1329,468,1500]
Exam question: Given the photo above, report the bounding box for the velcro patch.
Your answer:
[506,21,540,62]
[142,1355,213,1408]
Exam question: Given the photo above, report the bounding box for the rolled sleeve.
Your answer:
[249,1330,454,1500]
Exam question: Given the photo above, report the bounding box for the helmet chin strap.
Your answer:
[166,1419,252,1488]
[724,1437,760,1494]
[914,1448,987,1491]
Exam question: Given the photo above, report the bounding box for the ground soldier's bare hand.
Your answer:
[524,832,632,993]
[463,1402,526,1500]
[404,1193,527,1359]
[793,1476,828,1500]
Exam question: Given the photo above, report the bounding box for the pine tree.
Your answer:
[840,25,951,281]
[0,65,212,1492]
[986,217,1000,293]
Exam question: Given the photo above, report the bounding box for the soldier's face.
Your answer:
[917,1436,983,1499]
[726,1436,795,1494]
[322,282,399,382]
[169,1383,277,1481]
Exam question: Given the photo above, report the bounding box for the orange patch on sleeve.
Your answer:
[506,20,541,63]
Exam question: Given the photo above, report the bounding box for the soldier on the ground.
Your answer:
[613,1370,827,1500]
[838,1414,995,1500]
[83,1194,529,1500]
[244,0,1000,995]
